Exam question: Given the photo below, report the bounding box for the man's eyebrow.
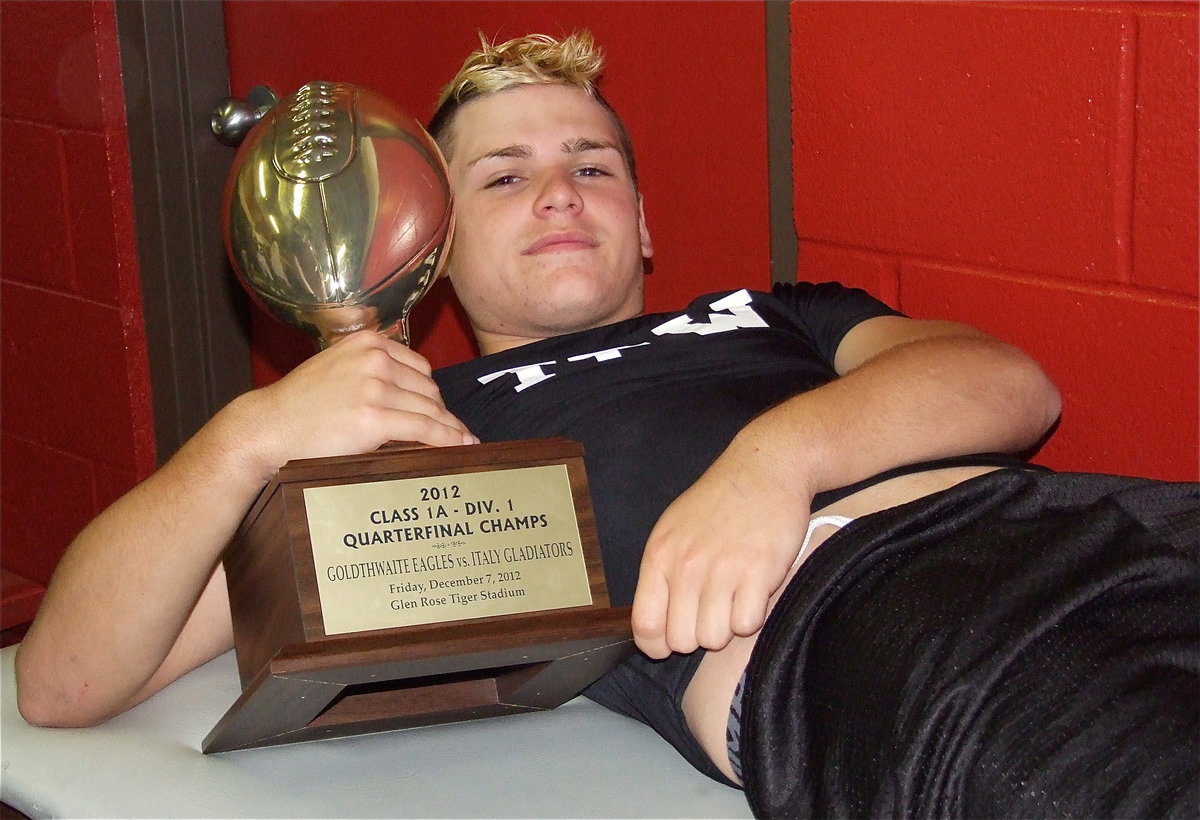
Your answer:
[562,137,620,155]
[466,144,533,168]
[466,138,620,169]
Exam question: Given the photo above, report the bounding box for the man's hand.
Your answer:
[631,436,814,659]
[238,331,478,478]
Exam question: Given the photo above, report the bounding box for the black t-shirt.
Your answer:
[434,283,902,605]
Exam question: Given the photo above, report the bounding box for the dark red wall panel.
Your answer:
[2,283,141,468]
[0,0,105,129]
[63,130,124,304]
[0,119,73,293]
[1133,14,1199,296]
[0,435,99,583]
[0,1,153,585]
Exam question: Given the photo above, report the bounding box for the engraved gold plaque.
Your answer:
[305,465,593,634]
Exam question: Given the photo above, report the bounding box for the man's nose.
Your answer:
[533,170,582,215]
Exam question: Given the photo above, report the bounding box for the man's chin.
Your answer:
[537,285,642,333]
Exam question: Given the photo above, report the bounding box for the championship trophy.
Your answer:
[202,82,633,753]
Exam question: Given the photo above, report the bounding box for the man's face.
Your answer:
[442,84,653,354]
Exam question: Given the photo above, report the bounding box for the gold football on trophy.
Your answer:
[221,81,454,348]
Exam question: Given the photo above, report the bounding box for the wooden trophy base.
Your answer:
[202,606,633,753]
[202,438,633,754]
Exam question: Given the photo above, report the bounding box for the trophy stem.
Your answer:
[383,316,410,347]
[309,313,409,351]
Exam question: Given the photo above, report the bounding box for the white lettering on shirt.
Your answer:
[475,292,769,393]
[567,343,651,363]
[650,289,767,336]
[476,361,559,392]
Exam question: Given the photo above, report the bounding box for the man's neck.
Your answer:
[475,330,546,356]
[472,312,645,357]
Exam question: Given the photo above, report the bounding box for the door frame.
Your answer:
[115,0,251,465]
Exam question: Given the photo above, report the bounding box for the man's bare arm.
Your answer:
[632,317,1061,658]
[15,332,476,727]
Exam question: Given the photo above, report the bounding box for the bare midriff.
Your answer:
[681,464,1003,784]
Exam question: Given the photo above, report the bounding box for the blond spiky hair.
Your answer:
[434,31,605,111]
[428,30,638,187]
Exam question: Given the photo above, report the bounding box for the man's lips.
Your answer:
[523,231,599,255]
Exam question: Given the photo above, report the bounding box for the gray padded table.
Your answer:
[0,645,752,818]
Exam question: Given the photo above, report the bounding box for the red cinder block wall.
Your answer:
[791,2,1198,481]
[0,1,155,592]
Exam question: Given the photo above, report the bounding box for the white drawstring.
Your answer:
[791,514,856,571]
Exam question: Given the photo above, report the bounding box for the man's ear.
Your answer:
[638,193,653,259]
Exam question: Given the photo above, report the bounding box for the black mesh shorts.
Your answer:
[741,469,1200,818]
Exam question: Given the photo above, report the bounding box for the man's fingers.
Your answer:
[663,580,702,656]
[634,552,786,658]
[729,581,772,639]
[389,410,478,448]
[371,380,474,438]
[631,572,671,658]
[638,553,738,655]
[325,337,476,448]
[694,576,738,651]
[262,330,480,456]
[371,332,435,376]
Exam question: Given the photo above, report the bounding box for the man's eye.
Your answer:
[575,166,610,178]
[485,174,520,189]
